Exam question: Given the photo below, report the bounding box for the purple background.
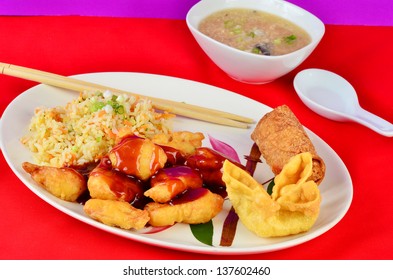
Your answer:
[0,0,392,26]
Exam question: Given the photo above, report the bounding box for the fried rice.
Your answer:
[21,90,173,167]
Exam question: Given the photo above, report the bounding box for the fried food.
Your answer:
[84,198,149,230]
[145,188,224,227]
[185,147,244,189]
[22,162,86,202]
[152,131,205,156]
[222,152,321,237]
[109,136,167,181]
[251,105,325,185]
[272,153,321,217]
[88,160,144,203]
[144,166,203,203]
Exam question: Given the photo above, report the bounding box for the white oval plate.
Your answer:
[0,72,352,255]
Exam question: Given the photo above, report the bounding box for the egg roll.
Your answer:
[251,105,325,185]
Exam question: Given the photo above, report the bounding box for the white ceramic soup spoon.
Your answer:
[293,68,393,137]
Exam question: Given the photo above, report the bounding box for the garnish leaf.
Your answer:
[267,179,275,195]
[190,221,214,246]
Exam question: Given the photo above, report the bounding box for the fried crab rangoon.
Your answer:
[222,152,321,237]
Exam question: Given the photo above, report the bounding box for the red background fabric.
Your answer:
[1,0,393,26]
[1,16,392,259]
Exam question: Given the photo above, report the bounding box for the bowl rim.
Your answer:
[185,0,325,59]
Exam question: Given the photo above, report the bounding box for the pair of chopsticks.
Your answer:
[0,63,254,128]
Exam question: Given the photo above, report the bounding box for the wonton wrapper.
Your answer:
[222,152,321,237]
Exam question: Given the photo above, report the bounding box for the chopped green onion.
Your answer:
[284,34,297,44]
[90,101,105,112]
[106,99,125,114]
[232,26,242,34]
[224,20,235,29]
[273,38,282,45]
[247,31,256,38]
[115,105,125,114]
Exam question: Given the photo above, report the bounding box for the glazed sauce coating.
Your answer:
[109,137,144,176]
[150,166,203,194]
[77,136,245,207]
[161,146,186,166]
[185,147,224,170]
[108,136,167,181]
[185,147,242,197]
[90,157,145,203]
[170,188,208,205]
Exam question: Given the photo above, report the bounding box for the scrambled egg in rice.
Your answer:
[21,90,173,167]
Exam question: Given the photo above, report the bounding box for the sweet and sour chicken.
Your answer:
[23,132,232,230]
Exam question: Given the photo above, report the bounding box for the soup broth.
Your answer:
[198,8,311,56]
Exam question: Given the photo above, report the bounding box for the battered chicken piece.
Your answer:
[151,131,205,156]
[84,198,149,230]
[185,147,245,192]
[87,159,144,203]
[144,166,203,203]
[108,136,167,180]
[160,146,186,166]
[145,188,224,227]
[22,162,86,202]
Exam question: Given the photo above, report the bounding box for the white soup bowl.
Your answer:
[186,0,325,84]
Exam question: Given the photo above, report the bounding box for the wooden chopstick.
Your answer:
[0,63,254,128]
